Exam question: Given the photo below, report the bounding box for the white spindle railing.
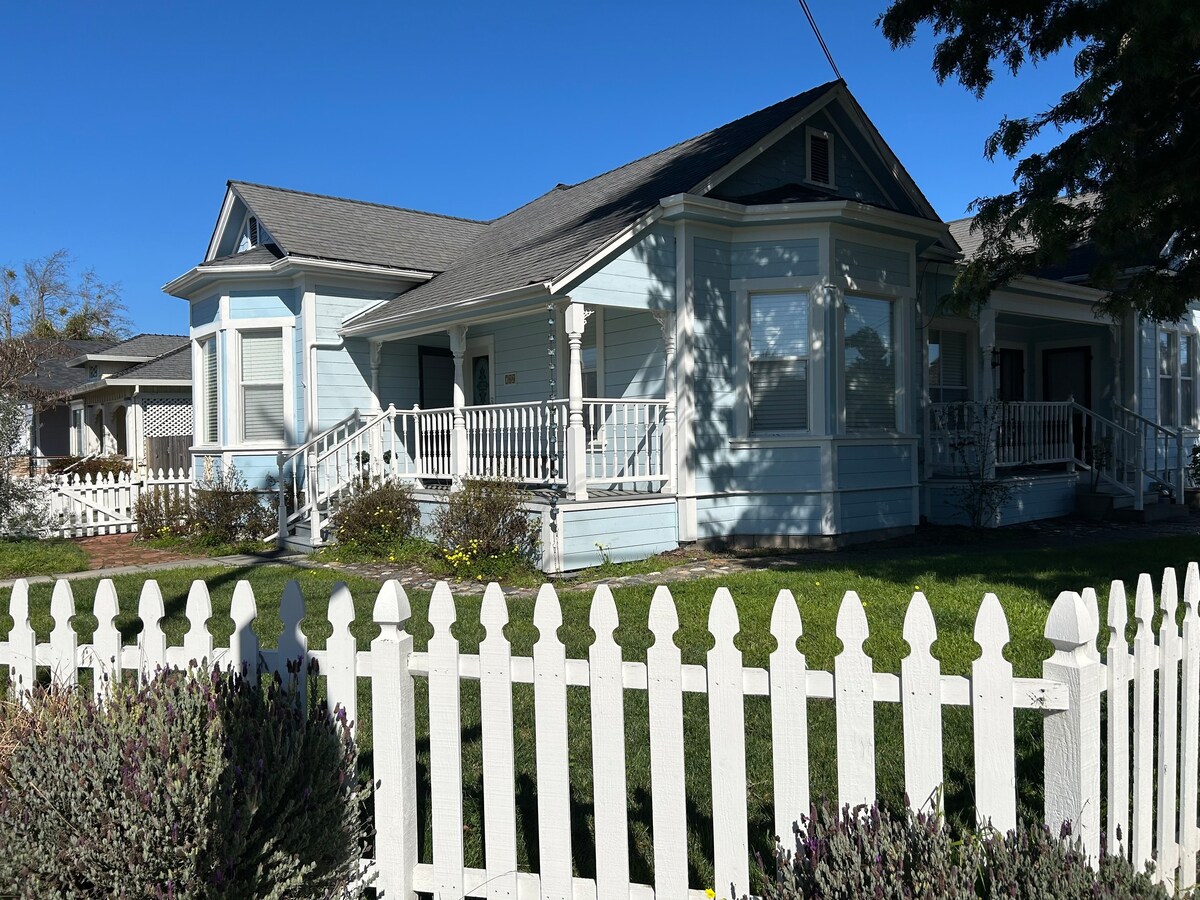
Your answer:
[927,400,1075,472]
[462,400,566,484]
[580,398,669,487]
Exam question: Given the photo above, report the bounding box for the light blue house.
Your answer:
[164,79,1198,571]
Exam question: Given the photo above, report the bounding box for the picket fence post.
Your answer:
[1043,589,1103,860]
[371,580,418,900]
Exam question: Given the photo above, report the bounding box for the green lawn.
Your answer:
[0,537,89,578]
[2,534,1198,890]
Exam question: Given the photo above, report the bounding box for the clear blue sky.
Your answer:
[0,1,1078,336]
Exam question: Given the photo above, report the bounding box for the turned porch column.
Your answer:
[654,310,677,494]
[564,301,589,501]
[448,325,469,487]
[369,340,384,481]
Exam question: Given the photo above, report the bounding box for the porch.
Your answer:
[923,398,1190,523]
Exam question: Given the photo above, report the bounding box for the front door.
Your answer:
[998,349,1025,402]
[470,353,491,405]
[1043,346,1092,461]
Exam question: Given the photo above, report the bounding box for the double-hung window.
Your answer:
[240,330,284,443]
[198,337,218,445]
[844,296,896,431]
[1161,330,1197,428]
[928,329,968,403]
[749,292,809,432]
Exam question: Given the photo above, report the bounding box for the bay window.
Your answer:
[198,336,218,445]
[928,329,968,403]
[844,296,896,430]
[240,330,284,443]
[749,292,809,432]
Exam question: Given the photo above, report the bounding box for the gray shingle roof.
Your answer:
[97,333,188,358]
[345,81,842,330]
[199,243,284,268]
[230,182,490,273]
[109,344,191,382]
[20,339,117,393]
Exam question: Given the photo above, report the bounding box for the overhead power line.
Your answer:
[797,0,844,82]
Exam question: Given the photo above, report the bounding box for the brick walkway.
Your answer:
[74,533,192,569]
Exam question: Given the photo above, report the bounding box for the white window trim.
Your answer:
[736,286,820,438]
[194,335,220,448]
[805,126,835,189]
[926,325,974,404]
[234,325,295,447]
[1158,326,1199,429]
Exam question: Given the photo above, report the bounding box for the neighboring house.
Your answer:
[164,79,1199,571]
[25,334,194,473]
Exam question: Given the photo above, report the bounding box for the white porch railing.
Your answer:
[1115,404,1188,498]
[278,398,670,547]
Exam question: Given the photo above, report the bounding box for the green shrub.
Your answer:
[49,454,133,478]
[756,799,1171,900]
[329,478,421,554]
[0,665,368,899]
[431,477,540,577]
[190,468,274,546]
[134,484,191,538]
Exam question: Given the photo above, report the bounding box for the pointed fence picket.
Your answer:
[8,564,1200,897]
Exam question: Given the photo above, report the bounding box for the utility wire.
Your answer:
[797,0,844,82]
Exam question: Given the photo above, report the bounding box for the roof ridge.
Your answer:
[229,180,493,226]
[553,81,842,196]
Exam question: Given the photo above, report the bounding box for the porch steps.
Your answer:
[281,522,316,554]
[1112,499,1192,523]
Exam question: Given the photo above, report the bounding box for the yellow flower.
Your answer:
[815,581,821,587]
[706,891,716,899]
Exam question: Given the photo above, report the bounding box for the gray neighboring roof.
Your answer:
[97,333,188,358]
[199,243,285,268]
[106,344,191,384]
[345,81,842,331]
[20,339,117,393]
[229,182,491,273]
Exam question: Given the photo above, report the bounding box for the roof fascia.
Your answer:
[164,255,434,299]
[922,260,1111,304]
[689,88,839,197]
[340,282,551,338]
[547,205,667,296]
[65,353,156,367]
[204,186,241,263]
[659,193,952,244]
[102,376,191,388]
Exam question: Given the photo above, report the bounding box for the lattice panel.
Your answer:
[142,395,193,438]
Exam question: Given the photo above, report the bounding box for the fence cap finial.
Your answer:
[903,592,936,656]
[1134,573,1155,634]
[974,593,1010,652]
[836,590,868,650]
[1107,580,1128,631]
[94,579,119,627]
[480,582,508,634]
[372,580,411,632]
[50,579,76,632]
[231,581,258,629]
[328,582,355,631]
[1185,562,1200,617]
[9,578,30,625]
[1045,590,1097,651]
[429,581,457,632]
[533,583,562,637]
[589,584,618,638]
[648,586,678,642]
[708,587,739,642]
[1160,567,1179,617]
[770,590,802,648]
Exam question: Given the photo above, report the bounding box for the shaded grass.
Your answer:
[0,538,89,578]
[2,533,1199,890]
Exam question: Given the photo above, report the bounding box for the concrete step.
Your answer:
[1112,501,1192,524]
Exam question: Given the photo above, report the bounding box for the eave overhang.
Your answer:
[164,255,437,299]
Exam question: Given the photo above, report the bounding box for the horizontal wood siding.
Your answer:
[696,445,823,494]
[693,237,736,477]
[317,338,374,431]
[837,443,913,490]
[229,288,299,319]
[834,239,911,289]
[559,502,678,570]
[378,341,420,411]
[293,321,305,439]
[603,309,664,398]
[1140,321,1158,423]
[190,294,219,328]
[224,453,282,491]
[697,493,828,537]
[570,226,675,311]
[730,240,819,280]
[314,285,393,342]
[474,314,551,404]
[925,475,1079,526]
[838,487,913,532]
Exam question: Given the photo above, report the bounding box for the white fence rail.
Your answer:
[4,566,1199,897]
[43,468,191,538]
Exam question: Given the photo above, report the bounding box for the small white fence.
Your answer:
[43,468,191,538]
[1,567,1199,898]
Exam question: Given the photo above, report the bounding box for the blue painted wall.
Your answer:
[229,288,299,319]
[570,226,675,311]
[190,294,219,328]
[313,284,394,430]
[558,501,678,570]
[925,474,1078,526]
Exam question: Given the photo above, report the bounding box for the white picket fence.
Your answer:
[2,567,1199,898]
[42,468,191,537]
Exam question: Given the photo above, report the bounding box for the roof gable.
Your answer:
[205,182,490,273]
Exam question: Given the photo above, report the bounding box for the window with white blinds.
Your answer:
[240,330,284,443]
[1160,330,1177,427]
[199,337,218,444]
[928,329,968,403]
[750,292,809,432]
[844,296,895,431]
[1183,335,1195,428]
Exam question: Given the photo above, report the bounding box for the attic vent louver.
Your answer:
[807,129,833,187]
[248,216,260,246]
